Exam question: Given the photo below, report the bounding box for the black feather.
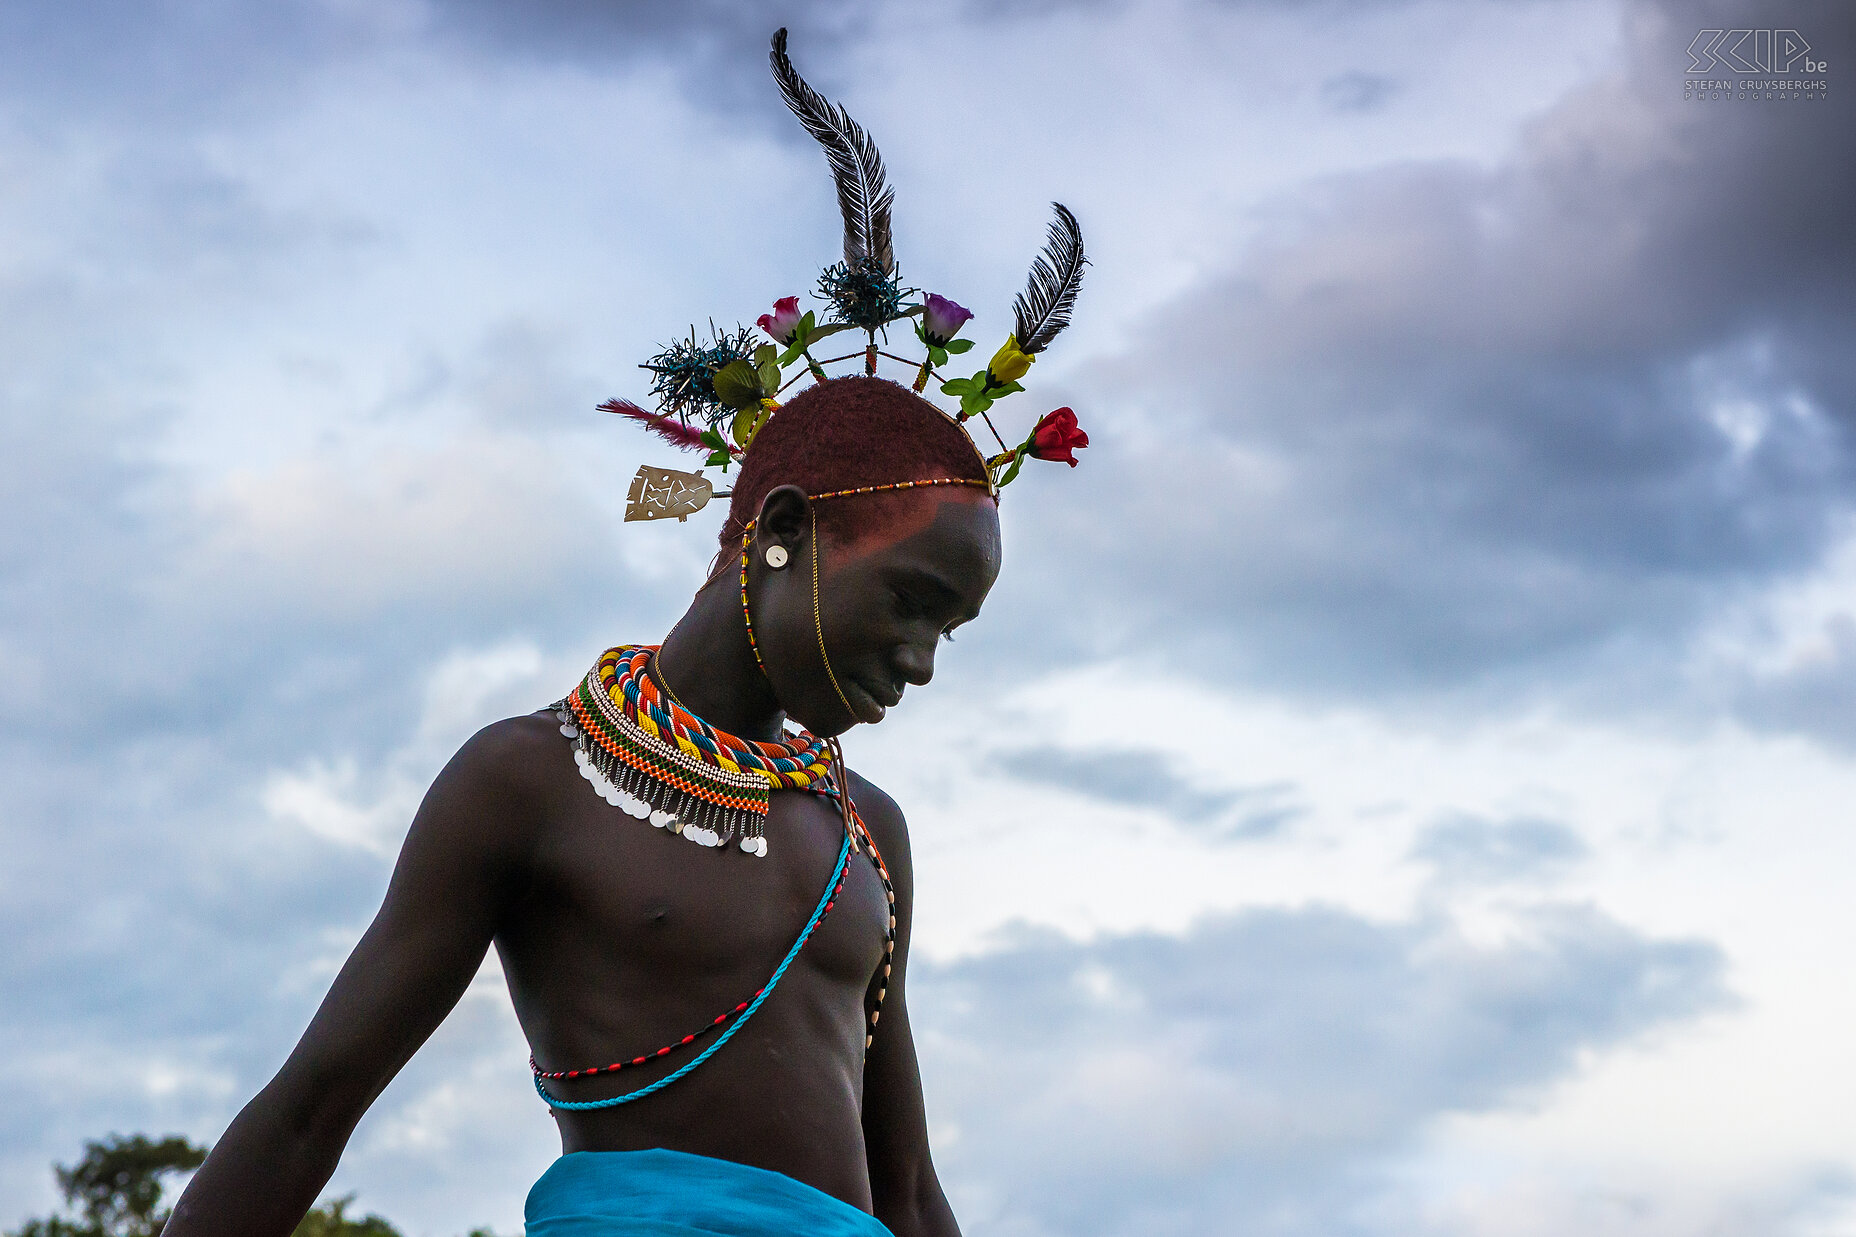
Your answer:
[1012,203,1087,355]
[770,28,895,274]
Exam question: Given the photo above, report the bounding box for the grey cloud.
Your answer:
[1410,813,1588,884]
[917,901,1728,1236]
[421,0,872,118]
[427,0,860,58]
[1320,70,1400,113]
[0,0,865,134]
[994,746,1304,839]
[0,1,384,126]
[1728,613,1856,749]
[989,0,1856,728]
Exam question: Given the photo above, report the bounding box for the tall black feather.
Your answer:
[1012,203,1087,355]
[770,28,895,274]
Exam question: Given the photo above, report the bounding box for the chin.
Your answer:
[787,698,861,739]
[778,672,885,736]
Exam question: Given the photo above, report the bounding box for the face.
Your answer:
[751,490,1002,737]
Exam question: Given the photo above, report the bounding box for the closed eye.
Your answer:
[895,591,959,642]
[888,568,980,640]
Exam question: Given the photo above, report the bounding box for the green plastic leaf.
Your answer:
[711,359,762,410]
[757,360,782,392]
[753,343,777,367]
[939,377,976,397]
[706,448,732,468]
[927,344,948,367]
[944,338,976,354]
[998,447,1029,487]
[699,428,728,451]
[732,404,768,451]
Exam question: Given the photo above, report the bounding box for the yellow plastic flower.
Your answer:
[988,335,1034,385]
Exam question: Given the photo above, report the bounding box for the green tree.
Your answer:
[288,1196,402,1237]
[8,1133,496,1237]
[6,1133,206,1237]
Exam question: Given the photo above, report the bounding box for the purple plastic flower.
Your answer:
[757,296,804,345]
[921,293,974,347]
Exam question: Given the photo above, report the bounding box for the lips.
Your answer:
[847,677,900,724]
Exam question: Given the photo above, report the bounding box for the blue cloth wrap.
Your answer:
[524,1149,895,1237]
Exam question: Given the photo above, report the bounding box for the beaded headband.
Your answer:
[611,29,1089,525]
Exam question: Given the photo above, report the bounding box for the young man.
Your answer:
[167,380,1000,1237]
[167,31,1084,1237]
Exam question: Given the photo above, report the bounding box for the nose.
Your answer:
[892,633,937,687]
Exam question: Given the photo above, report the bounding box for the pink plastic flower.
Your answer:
[757,296,804,344]
[921,293,974,346]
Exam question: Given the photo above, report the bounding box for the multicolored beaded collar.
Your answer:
[554,644,834,857]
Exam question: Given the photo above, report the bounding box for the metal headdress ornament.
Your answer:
[611,29,1088,523]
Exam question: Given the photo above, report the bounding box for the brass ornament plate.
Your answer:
[625,466,715,523]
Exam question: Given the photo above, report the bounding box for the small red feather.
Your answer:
[598,398,707,453]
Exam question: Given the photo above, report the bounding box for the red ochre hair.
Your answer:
[720,377,994,550]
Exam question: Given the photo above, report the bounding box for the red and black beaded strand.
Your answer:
[839,778,898,1049]
[533,748,896,1087]
[823,736,899,1050]
[533,856,853,1081]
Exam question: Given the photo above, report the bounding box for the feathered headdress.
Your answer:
[615,28,1088,522]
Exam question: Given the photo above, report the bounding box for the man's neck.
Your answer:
[652,572,785,741]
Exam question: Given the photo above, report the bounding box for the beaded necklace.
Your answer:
[536,644,899,1109]
[554,645,835,857]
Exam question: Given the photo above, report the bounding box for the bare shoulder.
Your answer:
[408,710,571,852]
[448,710,568,788]
[845,768,914,892]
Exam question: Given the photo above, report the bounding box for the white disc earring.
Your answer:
[763,545,790,569]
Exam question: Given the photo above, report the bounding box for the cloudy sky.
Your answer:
[2,0,1852,1234]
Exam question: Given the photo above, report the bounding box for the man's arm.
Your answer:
[854,776,961,1237]
[164,719,544,1237]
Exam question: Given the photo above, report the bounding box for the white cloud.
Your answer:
[914,899,1724,1236]
[4,0,1855,1235]
[263,756,409,855]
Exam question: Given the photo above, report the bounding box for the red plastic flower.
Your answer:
[1029,407,1088,466]
[757,296,804,344]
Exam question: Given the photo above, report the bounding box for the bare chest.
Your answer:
[518,780,889,995]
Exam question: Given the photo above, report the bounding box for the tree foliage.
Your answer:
[6,1134,502,1237]
[289,1196,402,1237]
[7,1134,205,1237]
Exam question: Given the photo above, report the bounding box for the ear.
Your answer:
[754,485,812,560]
